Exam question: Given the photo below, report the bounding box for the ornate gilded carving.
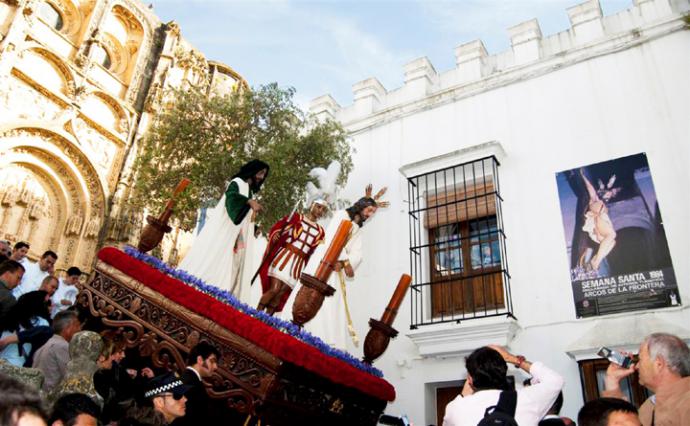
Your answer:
[268,375,385,425]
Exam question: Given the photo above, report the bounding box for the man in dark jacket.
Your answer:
[171,341,220,426]
[0,260,24,319]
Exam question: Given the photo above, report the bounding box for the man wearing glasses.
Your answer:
[143,372,193,424]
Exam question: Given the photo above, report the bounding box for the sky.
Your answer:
[149,0,633,110]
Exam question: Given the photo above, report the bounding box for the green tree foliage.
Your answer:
[130,84,352,231]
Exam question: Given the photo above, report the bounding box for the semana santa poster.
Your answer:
[555,153,679,318]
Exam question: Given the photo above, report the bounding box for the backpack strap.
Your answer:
[494,390,517,416]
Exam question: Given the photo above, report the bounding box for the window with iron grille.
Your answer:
[407,156,513,328]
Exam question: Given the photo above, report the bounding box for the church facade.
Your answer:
[0,0,244,271]
[309,0,690,422]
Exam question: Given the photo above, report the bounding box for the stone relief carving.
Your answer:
[19,0,37,16]
[116,117,129,134]
[108,1,155,104]
[0,78,64,122]
[2,185,19,206]
[3,129,105,216]
[84,215,100,239]
[65,208,84,236]
[72,117,116,172]
[38,0,82,40]
[15,205,30,240]
[0,163,65,253]
[18,178,32,205]
[166,21,180,37]
[27,195,47,220]
[173,45,209,87]
[143,80,161,113]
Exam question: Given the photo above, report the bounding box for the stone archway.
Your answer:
[0,127,107,270]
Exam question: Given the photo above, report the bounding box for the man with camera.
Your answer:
[443,345,564,426]
[603,332,690,426]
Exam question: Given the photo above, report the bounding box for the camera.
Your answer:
[597,346,633,368]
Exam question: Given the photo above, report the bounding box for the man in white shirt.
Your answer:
[443,345,564,426]
[51,267,81,317]
[12,250,57,298]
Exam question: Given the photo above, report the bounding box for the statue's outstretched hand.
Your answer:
[248,199,263,213]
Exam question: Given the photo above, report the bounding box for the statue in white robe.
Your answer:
[178,160,269,302]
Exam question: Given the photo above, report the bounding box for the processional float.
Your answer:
[78,180,410,425]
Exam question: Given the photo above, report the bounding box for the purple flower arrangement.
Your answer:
[122,245,383,378]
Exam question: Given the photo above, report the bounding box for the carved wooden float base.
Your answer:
[78,259,387,425]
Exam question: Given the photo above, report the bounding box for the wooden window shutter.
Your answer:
[425,180,496,228]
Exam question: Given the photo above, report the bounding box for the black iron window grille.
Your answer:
[407,156,513,328]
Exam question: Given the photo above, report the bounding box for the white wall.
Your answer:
[312,1,690,423]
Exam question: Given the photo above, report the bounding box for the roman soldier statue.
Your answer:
[256,198,328,315]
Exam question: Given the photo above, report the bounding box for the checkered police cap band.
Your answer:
[144,380,184,398]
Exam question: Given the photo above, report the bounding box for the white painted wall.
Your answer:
[311,1,690,423]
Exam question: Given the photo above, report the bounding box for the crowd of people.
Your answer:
[441,332,690,426]
[0,240,234,426]
[0,335,225,426]
[0,241,82,368]
[1,241,688,426]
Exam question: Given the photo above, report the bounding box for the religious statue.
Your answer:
[294,184,388,349]
[256,162,341,315]
[178,160,269,302]
[257,199,327,315]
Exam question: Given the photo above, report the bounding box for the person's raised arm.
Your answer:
[601,360,636,400]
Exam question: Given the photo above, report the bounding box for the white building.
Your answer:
[309,0,690,423]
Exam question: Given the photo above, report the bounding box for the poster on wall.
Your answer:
[556,153,679,318]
